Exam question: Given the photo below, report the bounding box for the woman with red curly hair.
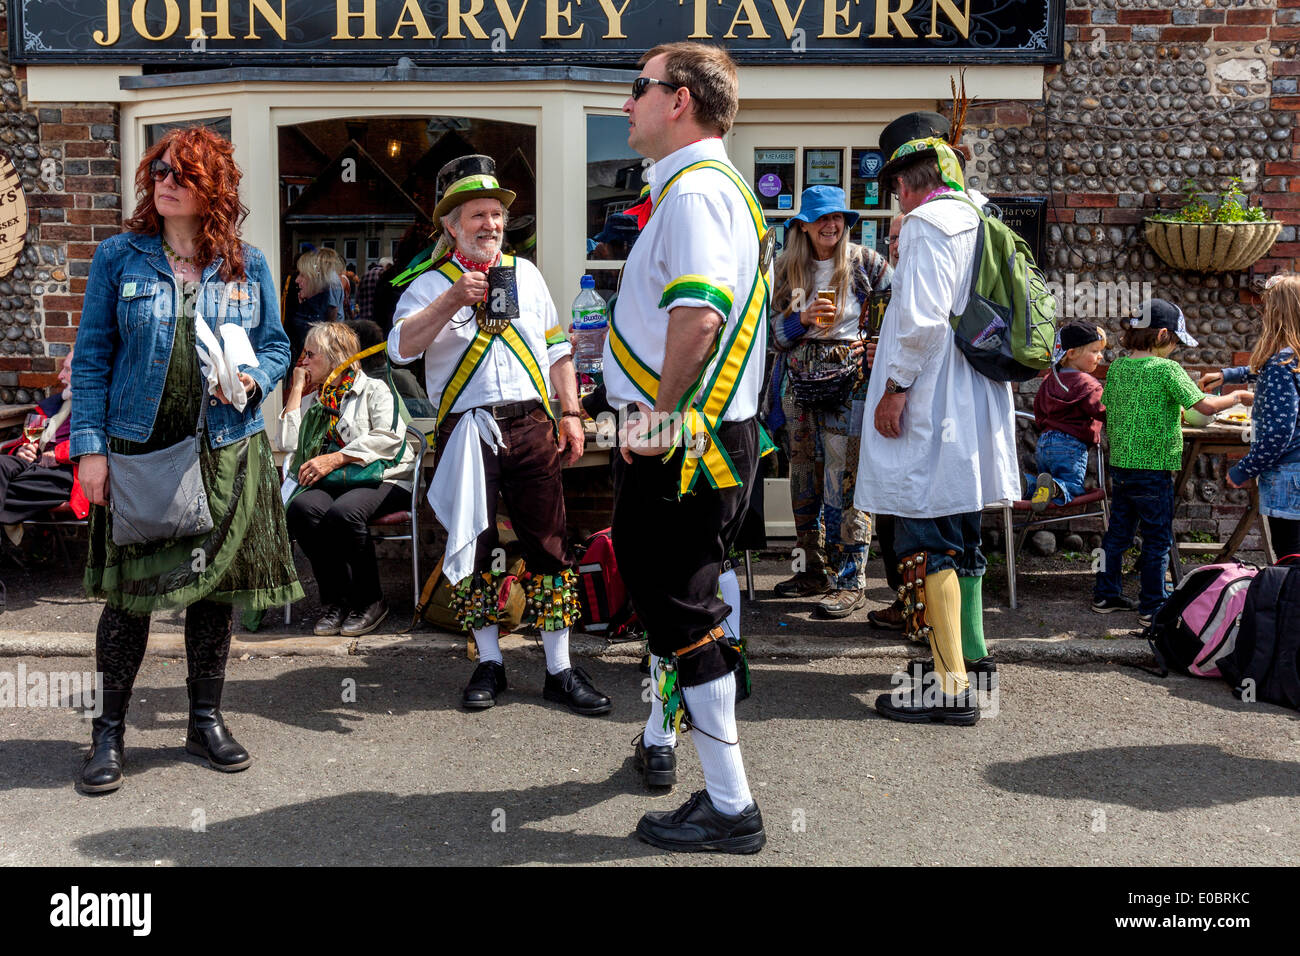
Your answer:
[71,125,303,794]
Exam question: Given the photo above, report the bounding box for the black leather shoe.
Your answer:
[874,681,979,726]
[185,677,252,771]
[636,789,766,854]
[341,599,388,637]
[543,666,612,716]
[313,605,346,637]
[462,660,507,709]
[79,688,131,794]
[906,656,1000,693]
[633,732,676,788]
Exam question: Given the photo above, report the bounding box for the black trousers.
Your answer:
[612,418,759,687]
[286,482,408,609]
[0,455,73,524]
[875,514,902,591]
[1268,516,1300,563]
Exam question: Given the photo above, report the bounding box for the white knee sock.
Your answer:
[541,627,571,675]
[718,567,742,641]
[643,654,676,748]
[682,672,753,815]
[473,625,502,665]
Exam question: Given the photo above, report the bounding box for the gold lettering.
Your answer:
[542,0,583,39]
[678,0,710,39]
[820,0,860,38]
[770,0,808,39]
[926,0,970,38]
[188,0,234,39]
[493,0,530,39]
[245,0,287,39]
[725,0,770,38]
[334,0,380,39]
[391,0,436,38]
[95,0,122,45]
[594,0,630,39]
[870,0,916,38]
[446,0,489,39]
[131,0,181,41]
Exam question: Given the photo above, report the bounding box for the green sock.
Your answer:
[959,575,988,662]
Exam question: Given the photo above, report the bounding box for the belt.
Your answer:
[480,399,542,421]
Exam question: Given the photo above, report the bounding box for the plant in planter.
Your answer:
[1144,178,1281,273]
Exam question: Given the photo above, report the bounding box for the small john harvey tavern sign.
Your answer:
[0,155,28,281]
[12,0,1063,65]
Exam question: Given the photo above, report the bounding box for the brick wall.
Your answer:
[0,2,119,404]
[960,0,1298,553]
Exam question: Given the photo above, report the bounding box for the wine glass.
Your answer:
[23,412,44,449]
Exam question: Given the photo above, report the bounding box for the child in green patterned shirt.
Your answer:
[1092,299,1254,625]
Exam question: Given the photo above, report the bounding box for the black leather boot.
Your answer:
[79,688,131,794]
[185,677,251,772]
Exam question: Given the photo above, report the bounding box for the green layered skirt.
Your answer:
[85,314,304,615]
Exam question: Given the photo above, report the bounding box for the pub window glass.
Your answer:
[344,238,358,265]
[587,114,645,263]
[145,116,232,148]
[366,238,380,261]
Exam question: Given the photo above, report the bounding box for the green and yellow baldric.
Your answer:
[429,254,558,429]
[606,159,773,497]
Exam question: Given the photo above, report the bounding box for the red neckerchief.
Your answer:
[453,250,498,274]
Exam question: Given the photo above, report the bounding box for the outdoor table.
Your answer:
[0,403,35,434]
[1170,419,1274,584]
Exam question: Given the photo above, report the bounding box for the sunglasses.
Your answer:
[149,159,189,187]
[632,76,684,100]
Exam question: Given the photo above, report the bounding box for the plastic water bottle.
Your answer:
[571,275,608,378]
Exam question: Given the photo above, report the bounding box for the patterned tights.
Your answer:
[95,600,234,689]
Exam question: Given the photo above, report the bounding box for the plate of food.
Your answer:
[1215,404,1251,426]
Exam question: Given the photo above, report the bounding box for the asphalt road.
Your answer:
[3,651,1298,867]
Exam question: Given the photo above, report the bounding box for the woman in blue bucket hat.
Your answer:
[767,185,892,618]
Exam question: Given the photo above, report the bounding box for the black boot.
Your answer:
[185,677,251,772]
[79,688,131,794]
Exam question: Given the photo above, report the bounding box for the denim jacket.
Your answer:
[71,232,290,458]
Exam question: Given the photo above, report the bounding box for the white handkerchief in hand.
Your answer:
[195,316,261,411]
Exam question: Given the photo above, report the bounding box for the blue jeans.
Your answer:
[1093,467,1174,615]
[1025,430,1089,506]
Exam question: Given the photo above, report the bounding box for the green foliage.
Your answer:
[1152,178,1269,224]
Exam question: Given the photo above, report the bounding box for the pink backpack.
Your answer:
[1147,562,1259,678]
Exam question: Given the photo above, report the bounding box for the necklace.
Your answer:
[161,234,199,267]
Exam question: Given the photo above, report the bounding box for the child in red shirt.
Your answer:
[1028,322,1108,511]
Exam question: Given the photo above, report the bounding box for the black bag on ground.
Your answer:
[1217,556,1300,710]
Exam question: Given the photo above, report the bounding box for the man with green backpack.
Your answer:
[855,110,1056,725]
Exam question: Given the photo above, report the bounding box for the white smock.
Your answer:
[853,191,1019,519]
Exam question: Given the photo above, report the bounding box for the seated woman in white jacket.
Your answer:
[282,322,416,637]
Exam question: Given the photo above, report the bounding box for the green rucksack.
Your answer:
[939,194,1057,382]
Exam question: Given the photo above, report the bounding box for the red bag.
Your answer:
[576,528,643,642]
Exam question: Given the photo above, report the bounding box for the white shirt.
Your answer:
[603,138,765,421]
[388,255,571,412]
[853,192,1019,518]
[804,258,861,341]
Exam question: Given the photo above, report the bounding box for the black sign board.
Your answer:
[989,195,1047,265]
[11,0,1064,66]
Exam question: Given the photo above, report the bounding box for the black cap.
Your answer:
[1129,298,1198,347]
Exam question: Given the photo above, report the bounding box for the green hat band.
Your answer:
[889,136,965,193]
[446,173,504,197]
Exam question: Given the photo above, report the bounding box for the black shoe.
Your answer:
[543,666,613,716]
[636,789,766,854]
[906,656,1000,693]
[341,599,389,637]
[313,605,346,636]
[773,571,832,598]
[1091,595,1136,614]
[462,660,507,709]
[633,732,676,788]
[874,680,980,727]
[185,677,251,772]
[79,688,131,794]
[638,653,651,675]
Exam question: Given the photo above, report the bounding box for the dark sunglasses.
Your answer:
[149,159,188,187]
[632,76,683,100]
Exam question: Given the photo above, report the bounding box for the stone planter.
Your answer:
[1143,218,1282,273]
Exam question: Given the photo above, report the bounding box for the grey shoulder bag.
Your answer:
[107,303,216,547]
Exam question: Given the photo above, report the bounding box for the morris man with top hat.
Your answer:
[388,154,612,716]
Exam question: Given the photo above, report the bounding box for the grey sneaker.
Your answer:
[814,589,867,619]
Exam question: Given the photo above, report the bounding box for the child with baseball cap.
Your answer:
[1092,299,1255,625]
[1028,321,1108,511]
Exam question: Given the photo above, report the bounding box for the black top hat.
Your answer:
[432,153,516,223]
[878,111,952,182]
